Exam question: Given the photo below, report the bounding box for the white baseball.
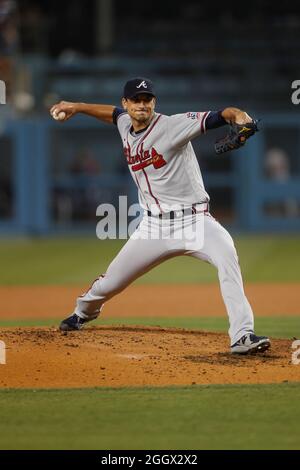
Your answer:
[52,110,66,121]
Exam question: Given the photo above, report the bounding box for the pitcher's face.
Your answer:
[122,94,156,125]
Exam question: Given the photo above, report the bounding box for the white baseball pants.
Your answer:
[74,213,254,345]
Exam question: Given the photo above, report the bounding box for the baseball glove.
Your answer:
[215,120,259,155]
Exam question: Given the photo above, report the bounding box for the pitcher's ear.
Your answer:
[122,97,127,110]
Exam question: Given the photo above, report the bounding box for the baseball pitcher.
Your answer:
[50,77,270,354]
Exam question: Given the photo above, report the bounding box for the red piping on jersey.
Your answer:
[200,111,209,134]
[127,114,162,213]
[127,136,150,209]
[136,114,162,155]
[133,172,149,209]
[134,114,162,212]
[142,168,162,212]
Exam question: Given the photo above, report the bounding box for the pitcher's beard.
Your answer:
[136,116,149,124]
[135,112,153,125]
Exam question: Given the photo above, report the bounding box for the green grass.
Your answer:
[0,384,300,449]
[1,235,299,451]
[0,316,298,339]
[0,235,300,285]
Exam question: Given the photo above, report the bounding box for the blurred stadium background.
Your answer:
[1,0,300,452]
[1,0,300,235]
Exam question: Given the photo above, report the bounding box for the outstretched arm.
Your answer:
[50,101,116,124]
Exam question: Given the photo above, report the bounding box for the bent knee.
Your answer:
[94,275,127,299]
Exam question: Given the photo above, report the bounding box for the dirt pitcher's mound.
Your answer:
[0,326,299,388]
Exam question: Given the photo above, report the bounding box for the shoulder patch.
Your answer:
[186,112,200,120]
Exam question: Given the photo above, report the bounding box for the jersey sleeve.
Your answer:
[114,107,131,139]
[112,106,128,125]
[167,111,211,147]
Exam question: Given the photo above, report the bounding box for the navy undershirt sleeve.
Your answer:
[112,107,127,125]
[205,111,227,130]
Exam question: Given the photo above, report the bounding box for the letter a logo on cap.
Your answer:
[137,80,147,89]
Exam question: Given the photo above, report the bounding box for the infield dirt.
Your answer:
[1,283,299,388]
[0,326,299,388]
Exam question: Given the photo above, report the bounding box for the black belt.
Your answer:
[147,203,209,219]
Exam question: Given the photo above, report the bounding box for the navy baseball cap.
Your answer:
[123,77,156,99]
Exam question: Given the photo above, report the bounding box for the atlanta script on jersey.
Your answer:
[116,110,211,213]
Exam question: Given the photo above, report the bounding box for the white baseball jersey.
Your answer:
[116,111,211,213]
